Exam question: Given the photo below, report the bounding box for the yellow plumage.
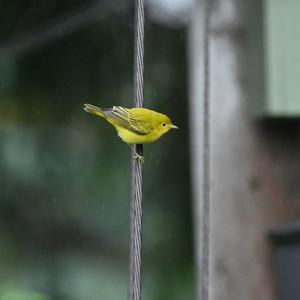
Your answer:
[83,104,178,160]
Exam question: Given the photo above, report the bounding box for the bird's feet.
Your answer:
[127,144,145,163]
[132,153,145,163]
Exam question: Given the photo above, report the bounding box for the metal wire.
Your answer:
[129,0,144,300]
[199,0,211,299]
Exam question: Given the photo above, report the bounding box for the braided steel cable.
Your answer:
[129,1,144,300]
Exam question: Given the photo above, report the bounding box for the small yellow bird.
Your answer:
[83,104,178,161]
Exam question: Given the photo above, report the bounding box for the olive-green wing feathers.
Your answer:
[103,106,149,135]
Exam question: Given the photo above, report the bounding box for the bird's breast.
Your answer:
[117,127,160,144]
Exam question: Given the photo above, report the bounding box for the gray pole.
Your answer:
[189,0,211,299]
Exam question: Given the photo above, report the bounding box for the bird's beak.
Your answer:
[171,124,179,129]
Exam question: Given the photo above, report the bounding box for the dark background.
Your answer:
[0,1,194,299]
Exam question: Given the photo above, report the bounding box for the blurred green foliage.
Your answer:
[0,1,194,299]
[0,288,50,300]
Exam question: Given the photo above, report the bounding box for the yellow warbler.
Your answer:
[83,104,178,161]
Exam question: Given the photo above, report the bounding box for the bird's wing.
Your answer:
[103,106,149,135]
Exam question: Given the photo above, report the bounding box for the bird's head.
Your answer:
[158,114,178,135]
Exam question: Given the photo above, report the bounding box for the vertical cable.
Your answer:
[129,1,144,300]
[199,0,211,299]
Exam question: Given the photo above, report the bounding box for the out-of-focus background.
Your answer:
[1,0,300,300]
[0,1,192,300]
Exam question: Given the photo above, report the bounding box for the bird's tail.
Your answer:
[83,104,105,118]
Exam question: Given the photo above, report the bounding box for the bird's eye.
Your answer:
[162,123,166,127]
